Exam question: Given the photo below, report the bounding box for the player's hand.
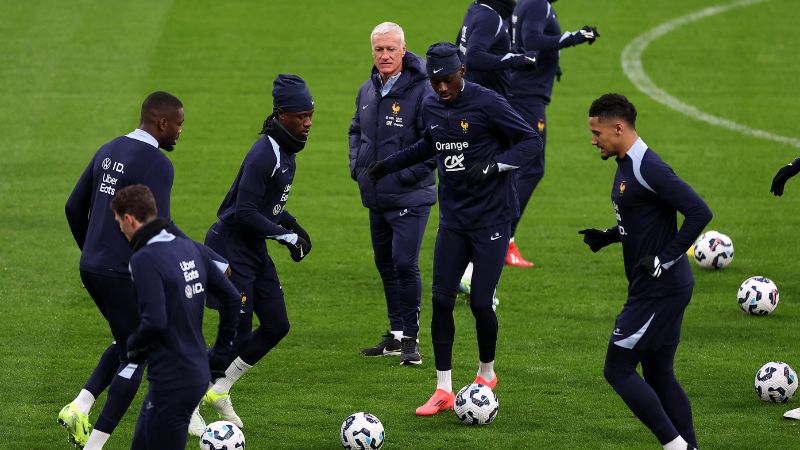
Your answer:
[578,228,618,252]
[770,158,800,197]
[283,220,311,245]
[465,160,499,187]
[281,235,311,262]
[636,255,662,278]
[510,54,537,71]
[580,26,600,45]
[368,161,390,182]
[562,26,599,47]
[126,346,148,364]
[208,349,228,383]
[555,65,563,82]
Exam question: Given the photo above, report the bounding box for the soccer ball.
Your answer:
[199,421,245,450]
[340,412,384,449]
[755,361,797,403]
[738,276,779,315]
[454,384,498,425]
[692,231,734,269]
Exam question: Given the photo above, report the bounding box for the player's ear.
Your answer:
[158,116,168,132]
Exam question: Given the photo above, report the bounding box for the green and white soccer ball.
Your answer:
[340,412,384,449]
[693,231,734,269]
[199,420,245,450]
[454,383,498,425]
[738,276,779,315]
[755,361,797,403]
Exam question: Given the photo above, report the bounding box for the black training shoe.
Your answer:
[399,337,422,365]
[360,332,401,357]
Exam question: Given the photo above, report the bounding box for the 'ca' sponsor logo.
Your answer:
[444,154,465,172]
[273,204,282,215]
[102,158,112,170]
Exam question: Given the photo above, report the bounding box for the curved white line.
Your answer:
[621,0,800,149]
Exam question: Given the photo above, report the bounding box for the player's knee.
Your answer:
[603,359,632,385]
[393,259,419,278]
[431,291,456,312]
[469,300,495,318]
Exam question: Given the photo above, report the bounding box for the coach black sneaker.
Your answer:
[399,337,422,365]
[360,332,401,357]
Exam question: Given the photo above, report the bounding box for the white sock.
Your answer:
[212,357,252,394]
[72,389,95,415]
[510,237,515,244]
[390,330,403,341]
[436,370,452,393]
[663,435,691,450]
[462,262,474,282]
[478,361,495,382]
[84,430,110,450]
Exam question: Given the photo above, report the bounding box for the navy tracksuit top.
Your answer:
[383,80,542,230]
[215,135,297,239]
[457,2,514,97]
[65,133,176,277]
[611,139,712,299]
[509,0,562,103]
[349,51,437,211]
[127,230,240,389]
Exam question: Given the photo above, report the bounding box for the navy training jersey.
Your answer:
[127,230,239,389]
[216,135,296,239]
[65,130,176,277]
[457,2,514,97]
[509,0,562,103]
[384,81,542,230]
[611,139,712,298]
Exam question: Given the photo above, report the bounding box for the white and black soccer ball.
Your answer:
[738,276,779,315]
[755,361,797,403]
[199,420,245,450]
[340,412,384,449]
[692,231,734,269]
[454,384,498,425]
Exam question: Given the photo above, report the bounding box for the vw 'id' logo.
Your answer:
[102,158,112,170]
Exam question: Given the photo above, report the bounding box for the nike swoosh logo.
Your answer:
[490,235,502,241]
[612,331,623,336]
[482,165,491,174]
[433,67,444,74]
[399,210,408,216]
[362,105,369,110]
[430,124,439,129]
[282,168,289,173]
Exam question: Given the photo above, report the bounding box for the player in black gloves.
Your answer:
[578,227,621,252]
[770,157,800,197]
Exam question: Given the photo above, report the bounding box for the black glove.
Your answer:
[580,26,600,45]
[578,228,619,252]
[770,158,800,197]
[465,160,499,187]
[555,65,563,82]
[126,346,148,364]
[508,54,537,71]
[636,255,663,278]
[281,219,311,245]
[563,25,599,47]
[280,235,311,262]
[208,349,228,383]
[368,161,390,182]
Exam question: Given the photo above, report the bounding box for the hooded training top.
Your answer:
[509,0,562,103]
[349,51,437,211]
[65,130,176,277]
[457,2,514,97]
[127,229,240,389]
[610,138,712,299]
[381,80,542,230]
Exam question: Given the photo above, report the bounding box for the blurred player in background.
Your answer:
[198,74,314,431]
[109,185,239,450]
[62,92,186,450]
[349,22,436,365]
[580,93,711,450]
[506,0,599,267]
[369,42,541,416]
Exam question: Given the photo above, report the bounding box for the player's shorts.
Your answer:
[610,285,693,351]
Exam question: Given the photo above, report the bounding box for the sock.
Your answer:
[73,389,95,415]
[390,330,403,341]
[478,361,495,382]
[462,262,474,282]
[84,430,110,450]
[663,435,690,450]
[509,237,515,244]
[212,357,252,394]
[436,370,452,393]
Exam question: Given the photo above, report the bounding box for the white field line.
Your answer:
[621,0,800,149]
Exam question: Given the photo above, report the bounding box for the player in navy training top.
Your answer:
[349,22,437,365]
[108,185,239,450]
[580,94,711,450]
[505,0,599,267]
[369,42,542,416]
[61,92,185,450]
[198,74,314,430]
[456,0,536,99]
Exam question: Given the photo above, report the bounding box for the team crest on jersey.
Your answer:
[240,293,248,306]
[391,101,400,116]
[619,181,626,195]
[537,119,545,133]
[460,119,469,133]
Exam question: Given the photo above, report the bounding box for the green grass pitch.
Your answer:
[1,0,799,448]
